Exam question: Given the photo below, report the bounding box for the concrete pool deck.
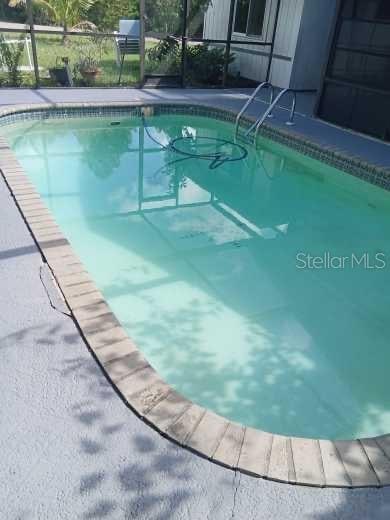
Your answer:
[1,88,390,518]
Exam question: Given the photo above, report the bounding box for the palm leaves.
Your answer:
[9,0,97,31]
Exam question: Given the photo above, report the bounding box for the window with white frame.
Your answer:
[234,0,267,37]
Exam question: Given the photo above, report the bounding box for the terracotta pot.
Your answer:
[80,68,101,82]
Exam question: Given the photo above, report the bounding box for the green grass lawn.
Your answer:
[0,33,230,88]
[0,33,143,87]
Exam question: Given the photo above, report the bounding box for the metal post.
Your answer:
[26,0,40,87]
[118,46,125,86]
[181,0,188,87]
[222,0,236,87]
[139,0,145,87]
[265,0,282,83]
[138,124,144,210]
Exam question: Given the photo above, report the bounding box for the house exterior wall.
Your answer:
[202,0,230,39]
[203,0,304,87]
[203,0,337,90]
[268,0,304,87]
[290,0,338,90]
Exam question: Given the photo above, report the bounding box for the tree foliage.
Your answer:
[7,0,210,35]
[0,1,26,22]
[145,0,211,35]
[9,0,97,31]
[88,0,139,32]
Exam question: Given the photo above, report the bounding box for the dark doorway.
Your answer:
[318,0,390,142]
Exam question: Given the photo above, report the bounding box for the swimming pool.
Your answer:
[5,108,390,442]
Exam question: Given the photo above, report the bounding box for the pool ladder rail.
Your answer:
[235,82,297,146]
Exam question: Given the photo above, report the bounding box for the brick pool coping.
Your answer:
[1,101,390,488]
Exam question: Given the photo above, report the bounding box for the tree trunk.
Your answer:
[62,21,69,46]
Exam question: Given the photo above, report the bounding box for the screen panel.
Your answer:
[318,0,390,142]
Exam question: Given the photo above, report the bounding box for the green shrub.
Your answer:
[146,38,234,85]
[146,36,180,75]
[186,44,233,85]
[0,34,25,86]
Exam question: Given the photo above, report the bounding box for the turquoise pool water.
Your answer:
[6,114,390,440]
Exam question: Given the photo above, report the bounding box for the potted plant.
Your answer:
[76,55,101,83]
[74,37,103,85]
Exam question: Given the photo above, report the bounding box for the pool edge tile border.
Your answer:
[1,103,390,489]
[1,101,390,191]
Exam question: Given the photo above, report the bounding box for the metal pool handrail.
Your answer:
[235,82,275,138]
[253,88,297,145]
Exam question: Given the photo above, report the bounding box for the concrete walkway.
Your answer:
[1,88,390,518]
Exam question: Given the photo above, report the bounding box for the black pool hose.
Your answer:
[141,114,247,170]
